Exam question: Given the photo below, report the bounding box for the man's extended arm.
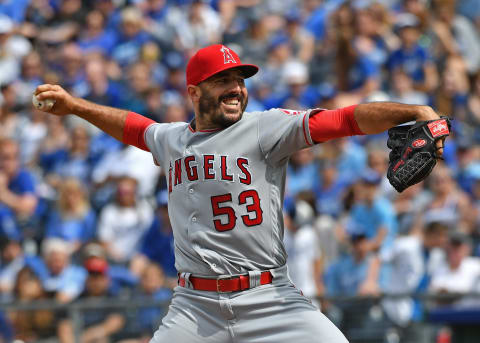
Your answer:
[309,102,443,154]
[35,84,129,141]
[35,84,155,150]
[353,102,440,134]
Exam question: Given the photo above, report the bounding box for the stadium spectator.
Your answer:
[0,82,30,140]
[131,190,176,287]
[433,55,470,129]
[320,138,367,184]
[15,51,45,106]
[8,266,61,343]
[325,231,381,297]
[286,148,319,198]
[59,256,126,343]
[0,14,32,86]
[284,196,325,303]
[430,231,480,306]
[346,169,397,254]
[0,311,13,343]
[98,176,154,265]
[313,161,348,218]
[388,68,429,106]
[76,56,123,109]
[284,9,315,63]
[125,262,172,342]
[111,7,153,67]
[44,177,96,252]
[331,3,380,104]
[381,222,449,340]
[77,9,116,56]
[263,60,322,110]
[0,139,38,222]
[421,164,473,232]
[430,0,480,75]
[167,0,222,51]
[387,13,438,93]
[466,71,480,137]
[17,105,48,166]
[0,235,43,299]
[39,125,94,185]
[40,238,86,303]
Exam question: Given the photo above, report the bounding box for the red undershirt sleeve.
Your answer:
[309,105,365,143]
[122,112,156,151]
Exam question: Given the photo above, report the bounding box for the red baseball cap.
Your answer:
[186,44,259,86]
[85,257,109,274]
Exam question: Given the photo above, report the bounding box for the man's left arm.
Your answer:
[353,103,440,134]
[310,102,443,153]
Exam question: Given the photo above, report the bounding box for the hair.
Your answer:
[57,177,90,218]
[42,238,72,257]
[424,221,449,235]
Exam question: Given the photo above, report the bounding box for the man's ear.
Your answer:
[187,85,201,102]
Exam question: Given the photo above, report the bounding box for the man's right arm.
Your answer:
[35,85,155,149]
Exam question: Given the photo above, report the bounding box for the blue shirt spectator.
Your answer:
[45,209,96,245]
[286,149,320,198]
[140,216,176,278]
[335,139,368,184]
[0,0,30,23]
[8,168,35,196]
[39,238,87,302]
[0,311,14,342]
[325,252,371,296]
[348,55,379,91]
[44,177,96,251]
[387,45,431,84]
[0,205,21,241]
[40,126,94,184]
[0,236,45,298]
[349,195,397,251]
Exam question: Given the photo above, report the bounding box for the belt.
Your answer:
[178,271,273,293]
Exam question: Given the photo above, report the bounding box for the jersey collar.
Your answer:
[188,119,222,133]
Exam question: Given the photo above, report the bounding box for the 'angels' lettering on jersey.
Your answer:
[168,155,251,192]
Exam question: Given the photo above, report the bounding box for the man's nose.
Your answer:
[227,79,242,92]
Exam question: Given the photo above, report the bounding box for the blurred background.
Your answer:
[0,0,479,342]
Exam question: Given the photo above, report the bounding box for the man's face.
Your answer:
[86,273,110,296]
[197,69,248,128]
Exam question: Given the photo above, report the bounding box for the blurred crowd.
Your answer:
[0,0,480,342]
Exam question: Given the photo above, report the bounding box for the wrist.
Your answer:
[416,106,440,122]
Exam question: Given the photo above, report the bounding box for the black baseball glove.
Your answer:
[387,117,451,193]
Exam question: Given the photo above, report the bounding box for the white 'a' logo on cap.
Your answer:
[220,46,236,64]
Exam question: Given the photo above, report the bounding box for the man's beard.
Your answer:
[198,89,248,128]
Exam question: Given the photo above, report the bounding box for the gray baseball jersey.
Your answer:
[145,108,316,276]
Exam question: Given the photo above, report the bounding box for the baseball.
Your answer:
[32,94,56,111]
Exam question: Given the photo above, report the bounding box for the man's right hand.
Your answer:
[34,84,76,116]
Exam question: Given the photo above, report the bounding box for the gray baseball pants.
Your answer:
[149,265,348,343]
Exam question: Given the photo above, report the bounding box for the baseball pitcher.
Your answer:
[34,44,448,342]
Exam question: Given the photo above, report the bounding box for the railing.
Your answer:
[2,293,480,343]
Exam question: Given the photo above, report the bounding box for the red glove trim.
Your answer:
[122,112,156,151]
[309,105,364,143]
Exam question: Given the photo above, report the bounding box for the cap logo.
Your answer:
[220,46,236,64]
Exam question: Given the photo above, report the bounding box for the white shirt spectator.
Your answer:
[92,145,161,197]
[430,257,480,299]
[285,223,321,298]
[381,235,445,326]
[167,3,222,50]
[98,199,154,263]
